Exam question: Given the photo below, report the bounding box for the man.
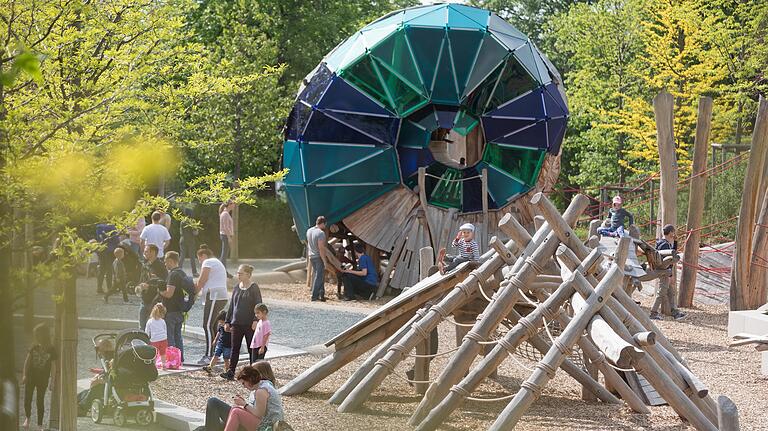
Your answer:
[137,244,168,330]
[140,211,172,258]
[160,251,186,361]
[95,223,120,294]
[341,242,378,301]
[179,206,199,277]
[219,201,235,271]
[306,216,328,302]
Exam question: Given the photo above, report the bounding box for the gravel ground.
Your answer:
[152,292,768,431]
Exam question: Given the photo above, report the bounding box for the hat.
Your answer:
[612,196,623,204]
[459,223,475,232]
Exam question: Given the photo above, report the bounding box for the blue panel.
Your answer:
[451,5,491,28]
[461,167,485,212]
[482,117,538,142]
[488,88,545,119]
[323,110,400,145]
[435,106,459,129]
[493,121,548,149]
[543,83,568,117]
[317,76,395,116]
[398,146,435,179]
[547,117,567,155]
[285,102,312,140]
[302,110,380,145]
[398,120,431,148]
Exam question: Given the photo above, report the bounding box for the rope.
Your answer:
[424,172,482,182]
[477,276,495,303]
[391,371,433,385]
[604,361,637,372]
[444,316,476,327]
[466,393,517,402]
[407,346,461,359]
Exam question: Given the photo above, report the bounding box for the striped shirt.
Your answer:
[452,238,480,260]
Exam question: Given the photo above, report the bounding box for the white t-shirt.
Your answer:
[200,258,228,300]
[140,223,172,257]
[145,318,167,342]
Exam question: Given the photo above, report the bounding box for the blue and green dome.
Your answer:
[283,3,568,235]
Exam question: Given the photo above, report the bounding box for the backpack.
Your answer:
[171,268,197,312]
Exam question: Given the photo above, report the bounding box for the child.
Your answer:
[250,303,272,362]
[650,224,686,320]
[597,196,634,238]
[145,303,169,369]
[203,310,232,374]
[106,247,128,303]
[438,223,480,274]
[22,323,56,431]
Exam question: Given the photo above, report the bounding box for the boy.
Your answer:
[106,247,128,303]
[438,223,480,274]
[650,224,686,320]
[598,196,634,238]
[203,311,232,374]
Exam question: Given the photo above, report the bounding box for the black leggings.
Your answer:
[24,377,48,426]
[227,324,253,375]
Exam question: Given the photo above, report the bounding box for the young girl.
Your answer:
[145,303,169,369]
[250,303,272,362]
[22,323,56,431]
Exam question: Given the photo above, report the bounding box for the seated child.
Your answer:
[597,195,634,238]
[203,310,232,374]
[250,303,272,362]
[438,223,480,274]
[341,242,379,301]
[650,224,686,320]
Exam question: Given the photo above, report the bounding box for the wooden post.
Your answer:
[414,247,435,394]
[24,218,34,335]
[649,178,655,236]
[731,96,768,310]
[747,191,768,307]
[231,203,239,261]
[679,97,713,307]
[717,395,740,431]
[481,168,489,252]
[59,275,78,431]
[654,90,678,238]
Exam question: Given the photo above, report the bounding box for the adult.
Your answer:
[95,223,120,294]
[140,211,171,258]
[159,208,172,230]
[219,201,235,272]
[159,251,187,361]
[341,242,379,301]
[196,364,283,431]
[137,244,168,330]
[221,264,262,380]
[127,215,146,257]
[306,215,328,302]
[179,206,199,277]
[196,244,229,363]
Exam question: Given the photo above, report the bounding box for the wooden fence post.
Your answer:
[679,96,713,307]
[731,95,768,310]
[414,247,435,394]
[717,395,740,431]
[653,90,678,238]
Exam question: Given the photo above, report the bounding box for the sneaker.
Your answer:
[672,310,687,320]
[342,297,353,302]
[649,312,662,321]
[220,372,234,381]
[319,297,327,302]
[197,356,210,365]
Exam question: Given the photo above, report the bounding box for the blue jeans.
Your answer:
[597,225,626,238]
[310,257,325,300]
[204,397,231,431]
[165,311,184,362]
[219,234,230,268]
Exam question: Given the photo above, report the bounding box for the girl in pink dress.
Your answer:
[250,304,271,362]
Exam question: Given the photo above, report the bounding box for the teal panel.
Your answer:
[340,55,394,112]
[532,47,553,85]
[373,57,429,115]
[305,183,399,232]
[338,37,369,69]
[401,4,444,23]
[451,5,491,28]
[366,10,404,30]
[316,146,400,186]
[446,5,487,30]
[487,56,539,113]
[414,106,439,131]
[284,185,311,235]
[453,110,479,136]
[462,33,508,99]
[482,142,545,186]
[465,61,504,116]
[429,168,463,209]
[488,14,527,40]
[405,27,445,93]
[407,8,447,27]
[492,31,527,52]
[431,36,459,104]
[282,140,305,184]
[512,43,543,84]
[324,33,361,71]
[300,142,393,183]
[371,29,426,92]
[398,120,431,148]
[360,24,400,50]
[448,29,485,96]
[476,161,528,204]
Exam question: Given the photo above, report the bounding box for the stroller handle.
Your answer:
[92,333,117,346]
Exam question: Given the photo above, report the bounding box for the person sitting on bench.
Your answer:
[341,243,379,301]
[598,195,634,238]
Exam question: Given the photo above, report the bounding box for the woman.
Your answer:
[219,201,235,272]
[196,364,284,431]
[221,264,262,380]
[196,244,229,364]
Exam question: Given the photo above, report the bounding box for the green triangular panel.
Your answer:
[447,5,487,30]
[476,161,527,204]
[401,4,444,23]
[488,14,527,40]
[431,36,459,104]
[301,143,387,183]
[512,43,543,84]
[339,37,369,69]
[325,33,361,71]
[314,147,400,186]
[451,5,491,28]
[305,183,399,232]
[453,110,479,136]
[340,55,394,112]
[373,57,428,115]
[414,106,439,131]
[492,31,527,52]
[462,33,509,99]
[448,29,485,96]
[371,29,426,93]
[407,8,447,27]
[366,11,404,30]
[429,168,463,209]
[399,120,431,148]
[284,184,311,235]
[405,27,445,93]
[465,61,504,116]
[487,56,539,113]
[482,142,545,186]
[360,24,400,50]
[283,140,305,183]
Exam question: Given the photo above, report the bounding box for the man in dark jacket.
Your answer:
[137,244,168,330]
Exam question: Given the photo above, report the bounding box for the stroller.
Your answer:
[90,329,158,427]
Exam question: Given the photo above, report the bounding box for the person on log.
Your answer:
[306,215,329,302]
[340,242,378,301]
[438,223,480,274]
[597,195,634,238]
[650,224,686,320]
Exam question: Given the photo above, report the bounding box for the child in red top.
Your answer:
[250,303,272,362]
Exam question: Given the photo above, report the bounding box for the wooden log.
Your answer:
[498,212,530,251]
[280,312,413,396]
[534,215,545,231]
[409,195,592,424]
[415,249,434,395]
[657,345,708,398]
[633,331,656,347]
[678,96,713,307]
[653,90,678,239]
[573,293,645,368]
[717,395,740,431]
[481,168,489,252]
[375,233,406,298]
[419,247,434,280]
[747,189,768,309]
[589,219,602,239]
[732,95,768,310]
[489,236,515,265]
[488,264,626,431]
[328,311,424,404]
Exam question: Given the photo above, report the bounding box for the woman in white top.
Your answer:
[195,244,229,363]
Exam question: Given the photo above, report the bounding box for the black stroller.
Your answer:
[90,329,158,427]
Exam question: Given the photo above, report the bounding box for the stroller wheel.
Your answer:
[135,407,154,426]
[90,399,103,423]
[113,407,127,427]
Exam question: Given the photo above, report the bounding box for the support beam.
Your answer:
[717,395,740,431]
[653,90,678,239]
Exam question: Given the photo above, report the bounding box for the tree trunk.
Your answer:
[59,274,77,430]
